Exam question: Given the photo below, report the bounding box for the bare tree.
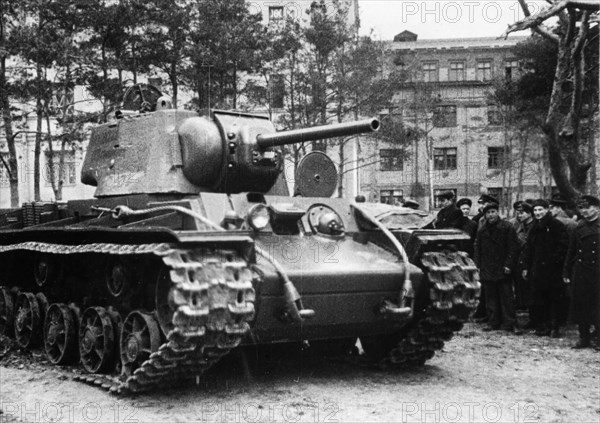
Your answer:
[503,0,600,201]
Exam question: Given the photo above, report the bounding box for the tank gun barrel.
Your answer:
[256,118,379,149]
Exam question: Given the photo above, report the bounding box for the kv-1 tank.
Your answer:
[0,84,479,394]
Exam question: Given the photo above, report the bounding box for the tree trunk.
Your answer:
[542,44,589,200]
[516,132,529,200]
[34,59,44,201]
[170,62,178,107]
[0,54,19,207]
[45,112,58,200]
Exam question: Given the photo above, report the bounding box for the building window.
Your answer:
[268,6,284,23]
[380,189,404,205]
[44,152,77,187]
[505,60,519,81]
[433,105,457,127]
[448,61,465,82]
[434,188,457,208]
[476,60,493,81]
[488,147,508,169]
[380,149,403,171]
[269,74,285,109]
[0,153,9,186]
[433,147,457,170]
[422,62,438,82]
[487,105,503,125]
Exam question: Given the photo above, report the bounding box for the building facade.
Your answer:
[358,33,558,211]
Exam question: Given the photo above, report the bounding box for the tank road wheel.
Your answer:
[14,292,42,348]
[44,303,78,365]
[79,307,115,373]
[120,311,161,376]
[33,253,59,287]
[0,287,18,337]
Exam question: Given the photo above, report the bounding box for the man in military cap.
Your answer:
[522,199,569,337]
[474,202,520,332]
[471,193,498,320]
[423,191,462,230]
[456,198,477,255]
[402,199,420,210]
[513,202,535,325]
[564,195,600,349]
[472,194,498,225]
[509,201,523,226]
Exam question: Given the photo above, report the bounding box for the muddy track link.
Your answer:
[381,250,480,368]
[0,242,256,395]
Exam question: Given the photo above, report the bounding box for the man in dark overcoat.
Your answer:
[513,202,535,321]
[471,194,499,320]
[549,193,577,327]
[563,195,600,349]
[522,199,568,337]
[456,198,478,256]
[473,202,519,332]
[423,191,463,230]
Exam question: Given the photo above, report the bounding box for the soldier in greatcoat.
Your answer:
[563,195,600,349]
[522,199,568,337]
[473,202,520,332]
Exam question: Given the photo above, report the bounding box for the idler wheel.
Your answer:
[120,310,161,376]
[79,306,115,373]
[0,287,18,337]
[14,292,42,348]
[33,254,58,287]
[44,303,78,365]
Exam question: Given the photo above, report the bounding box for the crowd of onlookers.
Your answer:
[418,191,600,350]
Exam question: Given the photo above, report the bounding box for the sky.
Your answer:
[357,0,549,40]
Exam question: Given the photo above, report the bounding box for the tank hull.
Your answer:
[0,194,478,394]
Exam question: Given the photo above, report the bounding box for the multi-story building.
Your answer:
[359,31,556,211]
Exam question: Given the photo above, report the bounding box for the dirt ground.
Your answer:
[1,321,599,423]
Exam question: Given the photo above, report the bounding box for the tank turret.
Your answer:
[81,87,379,197]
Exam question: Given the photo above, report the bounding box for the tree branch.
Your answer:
[573,11,591,58]
[501,0,570,42]
[565,8,578,45]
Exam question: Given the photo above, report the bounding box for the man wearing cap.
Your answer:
[522,199,569,337]
[550,193,577,235]
[509,201,523,227]
[472,194,498,226]
[423,191,463,230]
[471,193,498,321]
[473,202,520,332]
[402,199,420,210]
[563,195,600,349]
[513,202,536,326]
[549,193,576,328]
[456,198,477,255]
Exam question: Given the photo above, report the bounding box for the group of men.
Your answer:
[423,190,600,349]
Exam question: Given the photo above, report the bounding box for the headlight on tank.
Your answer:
[247,204,270,231]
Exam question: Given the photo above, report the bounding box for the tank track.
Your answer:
[0,242,256,395]
[380,250,480,368]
